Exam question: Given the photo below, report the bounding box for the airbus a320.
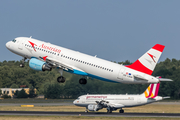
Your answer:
[6,37,172,84]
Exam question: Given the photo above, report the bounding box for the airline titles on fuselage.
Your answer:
[25,41,114,73]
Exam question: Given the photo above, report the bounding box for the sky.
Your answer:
[1,1,180,63]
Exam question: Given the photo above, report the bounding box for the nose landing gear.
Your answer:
[19,57,27,68]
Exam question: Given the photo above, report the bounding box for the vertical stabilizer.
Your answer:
[126,44,165,75]
[143,83,160,98]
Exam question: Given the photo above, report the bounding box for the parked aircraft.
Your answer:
[73,83,170,113]
[6,37,171,84]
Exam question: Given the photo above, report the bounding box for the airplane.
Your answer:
[6,37,172,84]
[73,83,170,113]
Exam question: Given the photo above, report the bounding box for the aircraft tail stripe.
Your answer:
[151,83,160,98]
[144,91,148,97]
[126,60,153,75]
[146,84,154,98]
[152,44,165,52]
[150,93,154,98]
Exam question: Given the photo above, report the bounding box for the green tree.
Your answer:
[10,84,19,88]
[44,83,62,99]
[28,87,37,98]
[17,89,28,98]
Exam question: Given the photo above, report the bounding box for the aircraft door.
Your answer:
[18,40,24,50]
[118,68,125,80]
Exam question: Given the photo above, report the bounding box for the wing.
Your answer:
[39,56,88,76]
[39,56,74,71]
[108,103,124,109]
[95,100,124,109]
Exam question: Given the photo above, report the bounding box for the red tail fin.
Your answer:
[126,44,165,75]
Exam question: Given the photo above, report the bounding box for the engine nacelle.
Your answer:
[87,104,99,111]
[29,58,52,71]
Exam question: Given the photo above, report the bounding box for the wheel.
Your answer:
[57,76,66,83]
[119,109,124,113]
[107,110,112,113]
[19,63,24,67]
[79,78,87,84]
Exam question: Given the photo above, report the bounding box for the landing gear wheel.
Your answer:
[57,76,66,83]
[19,63,25,68]
[107,110,112,113]
[19,57,27,68]
[79,78,87,84]
[119,109,124,113]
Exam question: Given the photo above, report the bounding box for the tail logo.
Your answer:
[144,83,160,98]
[147,53,156,63]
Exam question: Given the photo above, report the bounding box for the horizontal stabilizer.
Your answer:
[134,74,148,81]
[163,96,170,99]
[158,78,173,82]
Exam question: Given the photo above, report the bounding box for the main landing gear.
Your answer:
[79,78,87,84]
[119,109,124,113]
[57,69,87,84]
[107,110,112,113]
[107,107,112,113]
[57,69,66,83]
[19,57,27,68]
[57,76,87,84]
[57,76,66,83]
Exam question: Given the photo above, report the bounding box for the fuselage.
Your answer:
[6,37,160,84]
[73,94,163,108]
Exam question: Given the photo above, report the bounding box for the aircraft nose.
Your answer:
[6,41,10,49]
[73,100,76,104]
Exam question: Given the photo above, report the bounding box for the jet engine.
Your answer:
[29,58,52,71]
[87,104,102,111]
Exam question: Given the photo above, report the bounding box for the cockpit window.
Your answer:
[77,97,80,100]
[12,39,16,43]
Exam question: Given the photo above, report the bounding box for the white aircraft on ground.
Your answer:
[6,37,172,84]
[73,83,170,113]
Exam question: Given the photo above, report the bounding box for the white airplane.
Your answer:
[6,37,171,84]
[73,83,170,113]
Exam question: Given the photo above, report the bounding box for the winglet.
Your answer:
[126,44,165,75]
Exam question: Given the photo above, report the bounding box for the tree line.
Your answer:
[0,58,180,99]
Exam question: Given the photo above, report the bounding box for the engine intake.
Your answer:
[87,104,98,111]
[29,58,52,71]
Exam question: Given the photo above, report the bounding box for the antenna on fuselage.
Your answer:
[30,36,32,38]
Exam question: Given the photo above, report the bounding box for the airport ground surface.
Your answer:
[0,99,180,119]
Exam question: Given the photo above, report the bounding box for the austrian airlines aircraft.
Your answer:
[6,37,171,84]
[73,83,170,113]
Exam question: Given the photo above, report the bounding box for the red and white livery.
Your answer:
[6,37,172,84]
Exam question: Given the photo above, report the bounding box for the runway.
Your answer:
[0,111,180,118]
